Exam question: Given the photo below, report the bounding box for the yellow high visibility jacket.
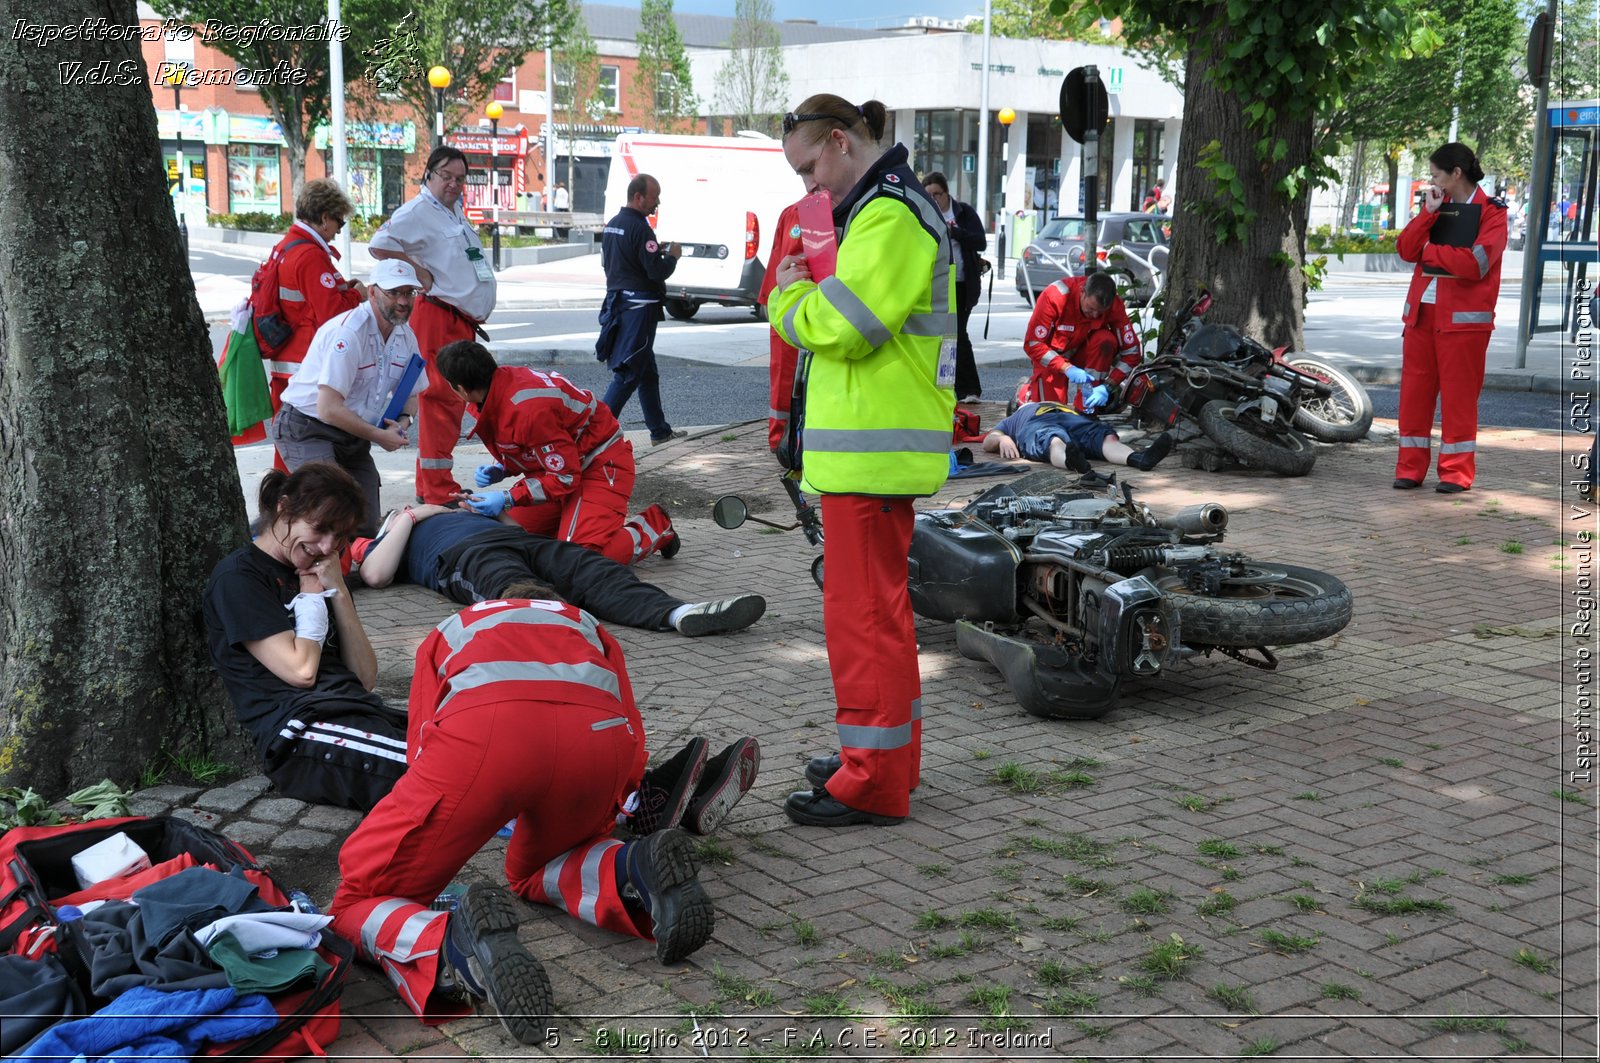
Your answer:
[771,146,957,497]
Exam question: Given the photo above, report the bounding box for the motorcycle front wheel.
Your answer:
[1285,356,1374,443]
[1198,400,1317,477]
[1143,563,1352,647]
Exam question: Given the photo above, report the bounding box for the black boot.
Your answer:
[1128,432,1174,471]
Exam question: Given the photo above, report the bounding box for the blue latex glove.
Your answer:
[463,491,511,518]
[1083,384,1111,412]
[1064,365,1092,385]
[475,462,506,488]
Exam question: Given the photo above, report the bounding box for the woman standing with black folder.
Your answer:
[1394,142,1507,493]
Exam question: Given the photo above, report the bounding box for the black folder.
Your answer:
[1423,202,1481,276]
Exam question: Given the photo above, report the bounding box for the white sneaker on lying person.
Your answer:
[670,594,767,637]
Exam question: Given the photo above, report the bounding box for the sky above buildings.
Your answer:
[668,0,981,29]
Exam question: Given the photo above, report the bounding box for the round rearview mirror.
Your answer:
[711,495,749,529]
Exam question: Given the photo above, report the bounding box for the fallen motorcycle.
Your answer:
[713,470,1353,720]
[1119,291,1369,475]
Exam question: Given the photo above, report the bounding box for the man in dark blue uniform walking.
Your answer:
[596,174,685,444]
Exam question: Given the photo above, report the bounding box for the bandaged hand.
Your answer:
[286,590,336,644]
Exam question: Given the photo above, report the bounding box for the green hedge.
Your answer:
[207,212,388,242]
[1307,225,1400,256]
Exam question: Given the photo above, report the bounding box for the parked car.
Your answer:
[1014,212,1170,305]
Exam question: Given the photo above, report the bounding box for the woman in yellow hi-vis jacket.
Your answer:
[770,94,957,826]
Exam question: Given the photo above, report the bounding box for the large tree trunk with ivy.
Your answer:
[1164,20,1312,351]
[0,0,253,793]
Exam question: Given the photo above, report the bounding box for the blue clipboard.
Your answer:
[375,353,425,426]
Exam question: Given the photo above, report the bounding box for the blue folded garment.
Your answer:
[16,984,277,1060]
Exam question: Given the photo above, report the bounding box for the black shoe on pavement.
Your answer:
[683,738,761,835]
[622,829,715,963]
[442,885,552,1044]
[674,594,767,637]
[1128,432,1175,471]
[630,738,708,835]
[1393,478,1422,490]
[784,786,905,827]
[804,753,842,790]
[1435,481,1469,494]
[651,428,689,446]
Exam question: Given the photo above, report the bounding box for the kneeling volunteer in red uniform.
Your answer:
[1021,271,1140,413]
[436,339,677,564]
[328,599,717,1042]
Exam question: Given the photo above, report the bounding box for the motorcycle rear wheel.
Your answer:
[1198,400,1317,477]
[1285,356,1374,443]
[1143,563,1352,647]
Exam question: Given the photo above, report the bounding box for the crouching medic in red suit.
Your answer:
[1393,142,1506,494]
[1020,271,1140,414]
[328,599,716,1043]
[435,339,678,564]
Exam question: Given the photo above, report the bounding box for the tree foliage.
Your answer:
[1064,0,1438,348]
[553,3,603,192]
[1552,2,1599,101]
[633,0,696,131]
[714,0,788,136]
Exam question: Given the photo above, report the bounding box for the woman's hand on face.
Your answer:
[775,253,812,290]
[1423,185,1444,214]
[302,553,345,595]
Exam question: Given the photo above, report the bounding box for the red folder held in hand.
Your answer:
[796,191,838,281]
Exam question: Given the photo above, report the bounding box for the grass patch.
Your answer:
[168,750,232,784]
[1072,1019,1111,1039]
[1492,872,1535,886]
[802,989,860,1019]
[1218,865,1242,881]
[967,984,1028,1032]
[1196,891,1238,918]
[913,911,951,930]
[1500,540,1524,554]
[1241,1036,1279,1056]
[1209,983,1257,1012]
[959,908,1020,932]
[1038,961,1098,987]
[1291,791,1320,801]
[710,963,775,1007]
[1063,873,1118,896]
[719,432,738,442]
[1257,929,1319,954]
[917,863,950,877]
[1120,888,1174,915]
[924,938,970,959]
[1044,988,1100,1014]
[990,863,1022,883]
[1354,894,1454,915]
[1041,913,1082,932]
[991,761,1096,793]
[1321,982,1361,1000]
[694,838,736,864]
[1022,833,1115,865]
[1197,839,1241,859]
[1287,894,1320,912]
[1140,933,1199,979]
[871,950,908,972]
[1553,788,1589,803]
[792,920,820,947]
[1431,1015,1508,1034]
[1513,947,1552,974]
[1177,794,1213,812]
[1379,757,1405,768]
[863,975,940,1025]
[1455,535,1472,545]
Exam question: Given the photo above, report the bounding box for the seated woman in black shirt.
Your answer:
[203,462,407,811]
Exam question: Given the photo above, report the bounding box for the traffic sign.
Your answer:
[1060,66,1109,145]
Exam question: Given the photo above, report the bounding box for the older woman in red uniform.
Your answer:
[1394,142,1507,494]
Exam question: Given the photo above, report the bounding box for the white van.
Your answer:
[602,132,803,320]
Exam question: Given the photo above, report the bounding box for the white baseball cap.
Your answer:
[371,259,422,291]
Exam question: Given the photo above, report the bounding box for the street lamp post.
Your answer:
[168,67,189,259]
[486,100,503,272]
[428,65,452,150]
[997,107,1015,275]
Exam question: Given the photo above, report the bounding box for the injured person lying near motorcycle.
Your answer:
[983,401,1174,473]
[348,505,766,637]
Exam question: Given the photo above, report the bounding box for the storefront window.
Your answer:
[228,145,281,213]
[1131,119,1164,211]
[347,149,384,216]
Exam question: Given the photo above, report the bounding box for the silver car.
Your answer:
[1014,212,1170,305]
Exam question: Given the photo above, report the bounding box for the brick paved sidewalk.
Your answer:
[130,411,1594,1061]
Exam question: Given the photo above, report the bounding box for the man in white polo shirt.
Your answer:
[270,259,427,537]
[369,146,498,506]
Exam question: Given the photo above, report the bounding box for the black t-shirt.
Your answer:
[203,544,372,755]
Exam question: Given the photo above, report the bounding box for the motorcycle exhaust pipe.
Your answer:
[1157,503,1229,536]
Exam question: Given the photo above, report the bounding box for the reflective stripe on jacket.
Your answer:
[1398,186,1507,334]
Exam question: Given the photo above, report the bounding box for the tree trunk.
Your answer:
[1384,153,1401,229]
[1164,11,1313,351]
[1339,139,1366,231]
[0,0,254,793]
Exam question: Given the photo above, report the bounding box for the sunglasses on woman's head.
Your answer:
[782,112,835,135]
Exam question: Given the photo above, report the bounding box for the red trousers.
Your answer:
[328,696,647,1023]
[768,332,799,451]
[410,300,473,503]
[506,444,673,564]
[1397,303,1488,488]
[819,495,922,817]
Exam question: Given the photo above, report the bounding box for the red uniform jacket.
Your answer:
[471,366,626,508]
[411,599,645,740]
[1023,276,1141,406]
[759,203,804,307]
[268,223,363,375]
[1398,186,1506,334]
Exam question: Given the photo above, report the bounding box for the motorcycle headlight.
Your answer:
[1126,608,1172,676]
